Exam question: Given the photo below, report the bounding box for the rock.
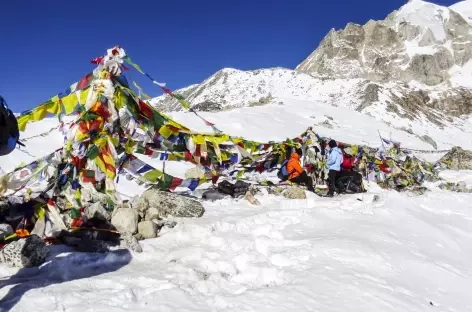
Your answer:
[201,189,227,201]
[129,196,149,219]
[283,187,307,200]
[439,147,472,170]
[245,191,261,205]
[0,223,13,240]
[85,202,111,221]
[0,198,9,212]
[245,185,261,205]
[0,235,49,268]
[153,219,177,229]
[419,135,438,150]
[138,221,159,239]
[120,233,143,253]
[111,208,139,234]
[141,189,205,218]
[145,207,160,221]
[456,181,468,192]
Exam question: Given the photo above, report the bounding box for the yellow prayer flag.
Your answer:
[17,114,31,132]
[46,96,62,115]
[62,93,78,114]
[192,135,205,145]
[78,89,89,105]
[158,125,173,139]
[31,105,47,121]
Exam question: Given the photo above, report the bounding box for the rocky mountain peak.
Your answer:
[296,0,472,86]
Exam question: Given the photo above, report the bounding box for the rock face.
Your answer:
[439,147,472,170]
[283,187,307,200]
[111,208,139,234]
[0,235,49,268]
[296,1,472,86]
[140,189,205,218]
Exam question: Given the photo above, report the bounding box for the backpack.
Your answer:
[0,97,20,156]
[277,159,290,181]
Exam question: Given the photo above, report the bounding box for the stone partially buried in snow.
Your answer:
[283,186,307,199]
[111,208,139,234]
[138,221,159,239]
[141,189,205,218]
[0,235,49,268]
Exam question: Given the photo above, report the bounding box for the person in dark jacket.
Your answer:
[339,147,363,191]
[0,96,20,156]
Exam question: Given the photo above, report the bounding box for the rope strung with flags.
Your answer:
[123,55,223,133]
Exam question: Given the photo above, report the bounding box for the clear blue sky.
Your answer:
[0,0,458,112]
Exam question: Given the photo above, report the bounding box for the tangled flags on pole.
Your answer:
[9,45,442,205]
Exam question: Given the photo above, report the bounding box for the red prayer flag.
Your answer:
[169,177,183,191]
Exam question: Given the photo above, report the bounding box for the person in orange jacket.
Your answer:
[287,150,314,192]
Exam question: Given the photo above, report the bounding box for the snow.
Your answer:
[1,184,472,311]
[395,0,450,42]
[450,0,472,24]
[439,169,472,188]
[2,98,472,311]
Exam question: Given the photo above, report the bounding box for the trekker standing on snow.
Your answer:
[287,149,315,192]
[326,140,343,197]
[0,95,20,156]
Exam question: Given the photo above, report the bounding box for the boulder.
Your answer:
[85,202,111,221]
[141,189,205,218]
[0,235,49,268]
[111,208,139,234]
[145,207,160,221]
[138,221,159,239]
[439,147,472,170]
[283,187,307,199]
[0,223,13,240]
[129,195,149,219]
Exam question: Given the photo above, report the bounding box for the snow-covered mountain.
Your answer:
[151,0,472,150]
[297,0,472,85]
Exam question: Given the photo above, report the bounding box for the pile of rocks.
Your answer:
[112,188,205,240]
[438,181,472,193]
[0,188,205,268]
[439,147,472,170]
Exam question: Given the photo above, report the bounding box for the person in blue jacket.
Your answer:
[326,139,343,197]
[0,96,20,156]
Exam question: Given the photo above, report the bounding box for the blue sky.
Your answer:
[0,0,458,112]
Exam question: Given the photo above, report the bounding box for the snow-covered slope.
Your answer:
[3,90,472,312]
[450,0,472,23]
[2,159,472,311]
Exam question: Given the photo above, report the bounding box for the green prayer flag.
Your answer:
[143,170,162,183]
